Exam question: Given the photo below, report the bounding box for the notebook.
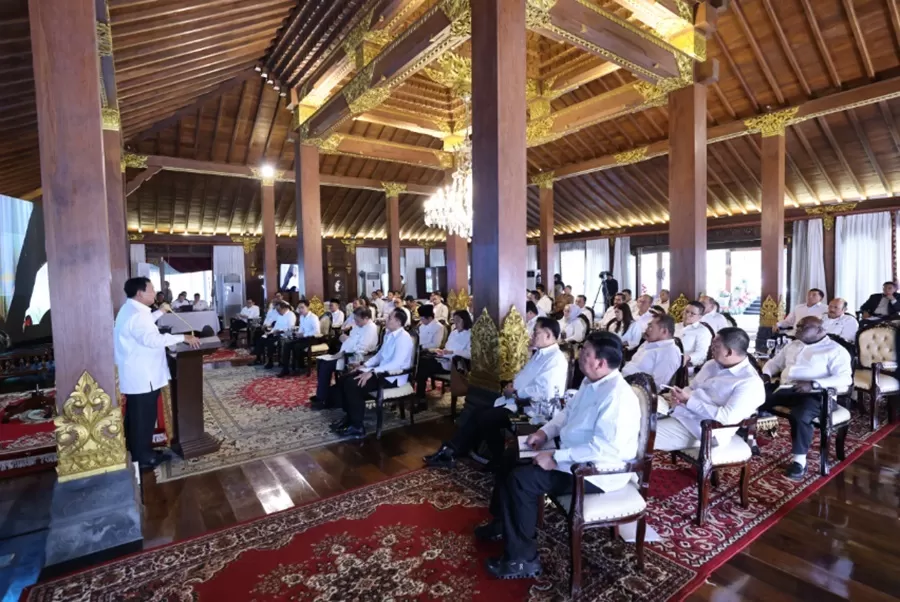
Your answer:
[517,435,558,458]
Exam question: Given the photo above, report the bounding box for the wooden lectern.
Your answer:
[166,336,221,459]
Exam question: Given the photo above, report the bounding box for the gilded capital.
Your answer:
[122,152,148,170]
[804,202,858,231]
[231,235,261,253]
[382,182,408,197]
[101,108,120,132]
[614,146,649,166]
[744,107,799,138]
[531,172,555,189]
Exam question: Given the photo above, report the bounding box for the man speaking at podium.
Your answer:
[115,277,200,472]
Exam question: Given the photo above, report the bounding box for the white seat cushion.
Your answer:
[680,435,752,466]
[310,343,330,353]
[554,483,646,523]
[853,369,899,393]
[812,405,851,426]
[367,383,415,400]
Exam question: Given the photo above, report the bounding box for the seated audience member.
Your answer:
[393,297,412,325]
[676,301,714,371]
[860,281,900,319]
[328,308,415,440]
[266,292,285,312]
[759,316,852,480]
[416,310,473,402]
[405,295,419,316]
[342,298,365,331]
[606,303,642,349]
[380,291,395,318]
[525,301,539,337]
[371,290,385,315]
[553,273,565,297]
[416,305,445,350]
[649,304,666,318]
[655,289,671,312]
[622,315,682,388]
[477,332,640,580]
[253,302,296,368]
[778,288,827,332]
[634,295,653,332]
[575,295,593,323]
[430,293,450,323]
[424,317,568,469]
[699,295,729,333]
[621,289,637,314]
[310,307,379,410]
[230,299,260,346]
[822,298,858,343]
[278,299,321,376]
[172,292,191,310]
[327,299,345,330]
[530,290,547,317]
[599,293,625,328]
[535,284,553,316]
[151,292,166,311]
[558,304,588,344]
[655,327,763,451]
[553,285,575,315]
[192,293,209,311]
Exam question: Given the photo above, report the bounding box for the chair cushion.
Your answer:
[554,483,646,523]
[853,369,899,393]
[680,435,752,466]
[368,383,415,400]
[812,405,851,426]
[310,343,330,353]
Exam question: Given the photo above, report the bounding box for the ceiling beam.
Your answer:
[124,165,163,197]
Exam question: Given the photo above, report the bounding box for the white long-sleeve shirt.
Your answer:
[599,306,617,328]
[671,357,764,443]
[271,310,297,333]
[340,321,379,356]
[701,311,730,334]
[622,339,682,389]
[172,298,191,309]
[380,299,395,318]
[364,327,415,385]
[438,329,471,370]
[537,295,553,316]
[192,300,209,311]
[114,299,184,394]
[762,337,852,391]
[263,307,280,326]
[608,321,642,349]
[494,344,569,413]
[417,320,445,350]
[822,314,859,343]
[295,312,320,337]
[330,309,345,329]
[635,311,653,333]
[238,305,260,320]
[778,301,828,330]
[676,321,713,368]
[432,302,450,323]
[541,370,641,492]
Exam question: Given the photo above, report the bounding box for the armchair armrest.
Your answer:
[698,416,759,463]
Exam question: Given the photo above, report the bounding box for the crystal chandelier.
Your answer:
[424,96,473,239]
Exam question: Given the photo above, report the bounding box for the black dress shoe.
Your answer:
[785,461,806,481]
[423,445,456,468]
[338,425,366,440]
[138,455,164,472]
[485,556,542,580]
[329,418,349,432]
[474,520,503,542]
[310,400,328,410]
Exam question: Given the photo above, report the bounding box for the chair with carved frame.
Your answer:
[538,373,658,599]
[304,314,333,376]
[853,321,899,431]
[365,333,420,438]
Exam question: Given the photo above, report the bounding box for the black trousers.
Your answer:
[124,390,159,464]
[490,460,601,561]
[759,386,821,455]
[229,318,248,342]
[340,373,396,427]
[281,337,313,371]
[316,357,340,402]
[254,333,282,363]
[449,406,512,460]
[416,356,448,397]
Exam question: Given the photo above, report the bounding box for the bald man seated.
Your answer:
[821,298,858,343]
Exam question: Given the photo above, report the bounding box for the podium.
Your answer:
[166,336,221,459]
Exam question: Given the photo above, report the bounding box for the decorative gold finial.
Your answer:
[447,290,458,311]
[759,295,781,328]
[231,235,260,254]
[308,296,327,317]
[101,108,120,132]
[804,202,858,231]
[454,289,471,312]
[470,309,500,390]
[667,294,689,322]
[499,307,530,381]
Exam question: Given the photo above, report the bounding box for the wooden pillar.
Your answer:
[823,224,835,300]
[295,142,323,299]
[668,84,707,301]
[261,179,277,301]
[760,134,786,312]
[385,184,403,292]
[537,178,554,283]
[470,0,527,393]
[446,234,468,294]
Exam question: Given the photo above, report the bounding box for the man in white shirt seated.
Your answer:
[477,332,641,580]
[192,293,209,311]
[371,290,385,316]
[634,294,653,333]
[676,300,714,372]
[253,301,296,368]
[415,310,473,402]
[654,289,671,313]
[535,284,553,316]
[700,295,729,333]
[380,291,395,318]
[328,298,345,330]
[423,317,569,469]
[416,305,445,350]
[329,308,415,440]
[575,294,594,323]
[778,288,827,333]
[655,327,764,454]
[279,299,322,376]
[393,297,411,325]
[115,278,200,470]
[622,288,637,314]
[822,298,859,343]
[172,292,191,310]
[622,314,682,389]
[759,316,852,480]
[430,293,450,323]
[525,301,539,337]
[310,306,379,410]
[229,299,260,346]
[599,293,624,328]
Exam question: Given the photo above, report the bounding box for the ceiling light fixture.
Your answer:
[260,164,276,179]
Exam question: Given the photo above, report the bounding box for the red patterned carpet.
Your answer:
[23,414,898,601]
[203,347,252,364]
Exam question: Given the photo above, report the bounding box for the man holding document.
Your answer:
[477,332,641,581]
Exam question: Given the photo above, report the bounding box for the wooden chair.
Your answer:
[722,312,738,328]
[541,373,658,599]
[671,415,757,525]
[853,322,899,430]
[304,314,333,376]
[365,333,420,438]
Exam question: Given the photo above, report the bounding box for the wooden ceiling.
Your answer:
[3,0,900,240]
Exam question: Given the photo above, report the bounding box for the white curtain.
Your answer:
[559,241,586,296]
[430,248,445,267]
[526,245,538,273]
[553,242,561,277]
[585,239,610,311]
[790,219,828,304]
[613,237,632,293]
[404,247,426,298]
[835,212,893,312]
[213,245,244,321]
[129,243,146,278]
[0,195,33,318]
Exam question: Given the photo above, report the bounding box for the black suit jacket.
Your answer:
[602,278,619,302]
[860,293,900,316]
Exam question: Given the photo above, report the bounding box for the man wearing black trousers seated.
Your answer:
[477,333,642,580]
[229,298,259,347]
[759,316,852,480]
[252,302,295,368]
[329,308,415,440]
[310,306,379,409]
[423,316,568,469]
[278,299,321,377]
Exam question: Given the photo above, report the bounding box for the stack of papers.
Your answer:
[517,435,558,458]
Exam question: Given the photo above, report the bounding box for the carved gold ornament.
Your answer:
[759,295,782,328]
[614,146,649,166]
[231,235,260,254]
[434,150,455,169]
[531,172,555,189]
[160,385,175,442]
[348,86,393,116]
[454,289,470,312]
[55,371,126,482]
[804,202,858,231]
[470,309,500,390]
[96,22,113,57]
[307,134,345,153]
[423,53,472,97]
[499,307,530,381]
[441,0,472,38]
[382,182,408,197]
[526,0,557,29]
[127,233,144,242]
[667,293,689,322]
[526,116,558,147]
[122,153,148,170]
[308,296,327,318]
[101,108,120,132]
[341,238,361,254]
[342,10,375,59]
[744,107,799,138]
[249,167,285,187]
